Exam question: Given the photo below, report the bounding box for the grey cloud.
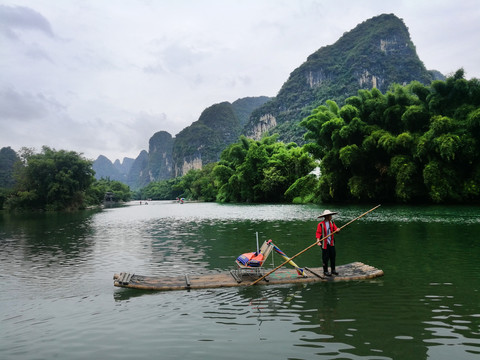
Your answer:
[126,112,175,143]
[144,42,209,75]
[143,63,166,74]
[0,87,63,121]
[67,112,175,161]
[0,5,54,39]
[24,43,54,63]
[218,74,253,92]
[162,44,205,70]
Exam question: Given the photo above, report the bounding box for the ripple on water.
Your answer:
[1,202,480,360]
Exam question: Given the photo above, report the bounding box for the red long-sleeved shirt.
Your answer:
[316,220,338,249]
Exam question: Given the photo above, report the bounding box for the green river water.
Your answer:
[1,202,479,359]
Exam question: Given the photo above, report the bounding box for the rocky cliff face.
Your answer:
[148,131,174,180]
[176,155,203,176]
[126,150,149,189]
[245,13,439,143]
[248,114,277,141]
[172,97,270,176]
[113,157,134,175]
[123,131,174,189]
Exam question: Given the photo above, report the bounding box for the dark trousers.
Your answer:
[322,244,336,273]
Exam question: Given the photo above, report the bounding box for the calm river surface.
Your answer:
[1,202,479,359]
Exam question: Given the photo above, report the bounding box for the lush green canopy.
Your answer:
[0,147,19,189]
[301,70,480,203]
[135,135,317,203]
[213,135,316,203]
[137,177,183,201]
[87,178,132,204]
[6,147,96,211]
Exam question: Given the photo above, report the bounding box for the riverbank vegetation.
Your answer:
[137,71,480,204]
[1,71,479,210]
[135,136,316,203]
[301,69,480,203]
[0,146,131,211]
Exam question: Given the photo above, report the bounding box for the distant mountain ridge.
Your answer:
[92,155,134,183]
[94,13,445,189]
[113,158,134,175]
[94,97,270,188]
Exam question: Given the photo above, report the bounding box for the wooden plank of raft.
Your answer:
[116,272,134,285]
[113,262,384,291]
[119,272,128,284]
[230,270,242,283]
[120,273,133,285]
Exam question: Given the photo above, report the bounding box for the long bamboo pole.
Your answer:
[249,204,381,286]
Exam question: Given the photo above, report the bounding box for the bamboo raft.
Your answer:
[113,262,383,291]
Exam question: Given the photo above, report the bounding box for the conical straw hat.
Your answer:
[317,209,338,218]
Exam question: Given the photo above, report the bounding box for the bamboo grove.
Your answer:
[301,69,480,203]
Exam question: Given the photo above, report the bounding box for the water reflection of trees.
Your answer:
[0,210,98,268]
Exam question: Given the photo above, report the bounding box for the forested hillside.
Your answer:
[173,102,241,176]
[245,14,442,144]
[92,155,124,182]
[172,97,271,177]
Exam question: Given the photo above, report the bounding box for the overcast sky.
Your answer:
[1,0,479,162]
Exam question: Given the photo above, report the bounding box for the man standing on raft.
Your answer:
[316,210,340,276]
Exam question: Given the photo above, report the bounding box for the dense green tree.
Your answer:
[5,146,95,211]
[0,147,19,189]
[0,147,20,209]
[86,178,132,204]
[177,163,217,201]
[301,71,480,203]
[137,177,182,200]
[135,164,216,201]
[213,135,316,203]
